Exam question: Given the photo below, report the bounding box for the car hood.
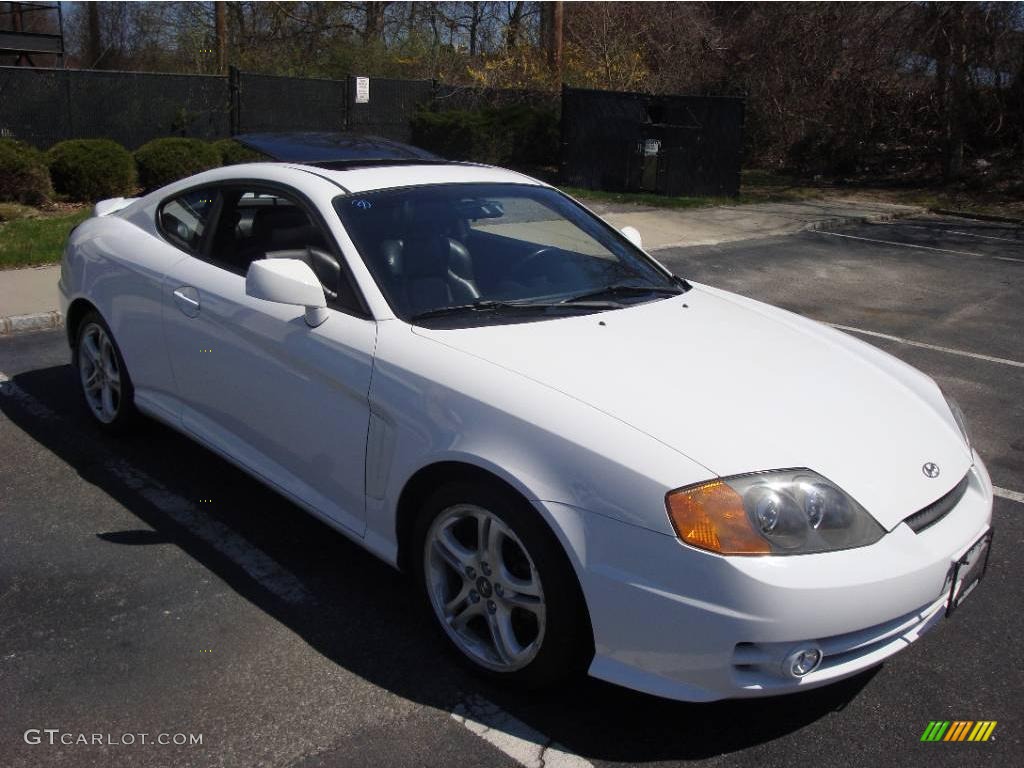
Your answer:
[412,284,972,530]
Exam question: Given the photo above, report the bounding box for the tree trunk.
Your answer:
[949,7,968,180]
[540,2,551,55]
[469,1,481,57]
[505,1,524,50]
[549,1,563,84]
[87,1,102,68]
[363,1,384,44]
[215,1,227,75]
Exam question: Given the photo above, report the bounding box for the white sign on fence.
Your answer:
[355,77,370,104]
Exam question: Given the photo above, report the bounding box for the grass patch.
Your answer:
[564,173,831,210]
[0,207,91,269]
[563,187,735,209]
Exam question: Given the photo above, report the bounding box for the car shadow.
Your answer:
[1,363,876,763]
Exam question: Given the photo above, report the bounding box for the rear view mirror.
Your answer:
[458,199,504,220]
[246,258,328,327]
[620,225,643,249]
[265,247,342,302]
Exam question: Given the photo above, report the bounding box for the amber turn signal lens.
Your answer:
[666,480,770,555]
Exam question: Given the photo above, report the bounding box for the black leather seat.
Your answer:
[380,236,481,315]
[378,202,481,315]
[237,206,324,267]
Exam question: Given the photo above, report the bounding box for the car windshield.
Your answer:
[334,183,681,324]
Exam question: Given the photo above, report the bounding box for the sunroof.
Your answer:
[234,132,441,164]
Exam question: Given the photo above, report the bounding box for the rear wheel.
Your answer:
[73,311,136,432]
[413,480,591,688]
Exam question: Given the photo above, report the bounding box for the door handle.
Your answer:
[173,286,201,318]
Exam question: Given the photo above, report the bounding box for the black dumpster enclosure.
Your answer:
[560,86,744,197]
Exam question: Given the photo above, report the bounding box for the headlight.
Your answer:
[943,393,971,451]
[666,470,885,556]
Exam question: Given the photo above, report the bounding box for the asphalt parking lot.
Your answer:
[1,215,1021,768]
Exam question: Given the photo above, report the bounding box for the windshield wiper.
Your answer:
[410,299,620,322]
[561,283,684,305]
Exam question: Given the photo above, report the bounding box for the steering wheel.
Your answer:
[508,246,559,283]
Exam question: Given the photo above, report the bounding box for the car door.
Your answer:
[158,183,376,535]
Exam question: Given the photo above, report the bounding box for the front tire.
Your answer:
[73,311,136,432]
[413,480,592,689]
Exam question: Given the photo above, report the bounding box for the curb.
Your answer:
[800,208,924,233]
[0,310,63,335]
[648,208,926,251]
[930,208,1024,226]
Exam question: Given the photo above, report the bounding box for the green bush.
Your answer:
[212,138,266,165]
[0,138,53,205]
[410,105,559,169]
[47,139,137,202]
[134,137,221,190]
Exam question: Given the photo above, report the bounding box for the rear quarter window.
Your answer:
[158,189,217,252]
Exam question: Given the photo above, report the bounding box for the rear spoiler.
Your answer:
[93,197,137,217]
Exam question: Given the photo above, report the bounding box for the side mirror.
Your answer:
[620,225,643,249]
[246,258,328,327]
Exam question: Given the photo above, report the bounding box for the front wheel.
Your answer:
[413,481,592,688]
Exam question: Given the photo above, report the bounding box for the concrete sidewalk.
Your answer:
[588,198,923,250]
[0,265,62,334]
[0,198,923,334]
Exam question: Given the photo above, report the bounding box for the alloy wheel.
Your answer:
[78,322,122,424]
[424,504,546,672]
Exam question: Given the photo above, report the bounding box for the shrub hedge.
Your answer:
[0,139,53,205]
[212,138,265,165]
[134,137,221,190]
[410,105,559,169]
[47,139,137,202]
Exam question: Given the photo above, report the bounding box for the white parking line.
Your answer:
[994,486,1024,504]
[827,324,1024,369]
[994,256,1024,263]
[896,223,1024,246]
[0,371,310,605]
[813,230,985,257]
[949,230,1024,245]
[452,695,592,768]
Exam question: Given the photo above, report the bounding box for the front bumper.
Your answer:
[547,453,994,702]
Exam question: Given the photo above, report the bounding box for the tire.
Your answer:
[413,480,592,689]
[72,310,137,433]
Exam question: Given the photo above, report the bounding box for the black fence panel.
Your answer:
[561,88,647,193]
[433,85,560,113]
[346,76,433,142]
[0,66,229,148]
[561,86,744,197]
[0,66,70,147]
[236,71,347,134]
[68,70,229,148]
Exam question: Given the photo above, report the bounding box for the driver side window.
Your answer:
[206,188,362,315]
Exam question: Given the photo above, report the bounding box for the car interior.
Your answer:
[199,190,355,308]
[343,193,643,317]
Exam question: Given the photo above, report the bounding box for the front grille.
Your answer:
[903,473,970,533]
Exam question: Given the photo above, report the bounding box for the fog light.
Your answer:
[783,646,822,678]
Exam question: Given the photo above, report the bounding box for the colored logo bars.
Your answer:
[920,721,997,742]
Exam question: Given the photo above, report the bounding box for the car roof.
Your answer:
[297,162,547,194]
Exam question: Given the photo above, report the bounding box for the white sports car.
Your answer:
[59,134,993,702]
